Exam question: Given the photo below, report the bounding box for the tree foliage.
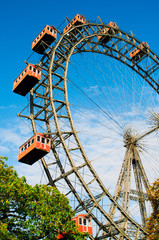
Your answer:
[146,178,159,240]
[0,157,88,240]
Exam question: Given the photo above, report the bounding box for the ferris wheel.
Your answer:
[13,14,159,239]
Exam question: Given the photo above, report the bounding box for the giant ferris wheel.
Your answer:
[13,14,159,239]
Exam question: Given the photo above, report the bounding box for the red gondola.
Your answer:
[13,64,41,96]
[32,25,57,54]
[97,22,117,43]
[18,133,51,165]
[72,214,93,234]
[63,14,85,34]
[57,214,93,239]
[130,42,149,61]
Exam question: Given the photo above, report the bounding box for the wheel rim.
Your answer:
[18,22,159,239]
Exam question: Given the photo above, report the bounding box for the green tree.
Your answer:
[0,157,88,240]
[146,178,159,240]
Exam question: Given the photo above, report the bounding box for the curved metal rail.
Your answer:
[19,21,159,239]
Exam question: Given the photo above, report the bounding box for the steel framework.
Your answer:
[106,126,159,238]
[18,17,159,239]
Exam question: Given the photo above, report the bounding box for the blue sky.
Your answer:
[0,0,159,182]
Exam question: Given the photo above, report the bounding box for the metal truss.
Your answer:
[18,19,159,239]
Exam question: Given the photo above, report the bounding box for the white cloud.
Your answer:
[0,104,16,109]
[15,161,45,186]
[0,145,10,153]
